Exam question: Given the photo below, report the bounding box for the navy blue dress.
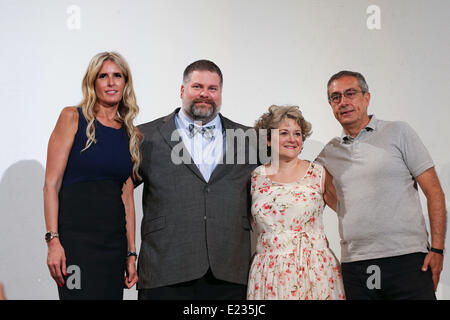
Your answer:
[57,107,132,300]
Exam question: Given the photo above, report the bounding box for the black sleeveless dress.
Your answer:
[57,108,132,300]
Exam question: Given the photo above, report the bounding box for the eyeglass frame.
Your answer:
[328,89,367,104]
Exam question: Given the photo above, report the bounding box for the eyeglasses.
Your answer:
[328,89,365,104]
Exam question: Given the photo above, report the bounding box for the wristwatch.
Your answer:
[45,231,59,242]
[430,247,445,256]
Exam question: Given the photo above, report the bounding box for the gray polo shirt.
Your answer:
[316,115,434,263]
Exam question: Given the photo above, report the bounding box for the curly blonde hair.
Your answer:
[78,51,142,181]
[254,105,312,142]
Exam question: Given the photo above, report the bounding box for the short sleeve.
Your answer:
[314,146,327,167]
[397,122,434,178]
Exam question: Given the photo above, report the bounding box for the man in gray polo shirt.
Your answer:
[316,70,446,299]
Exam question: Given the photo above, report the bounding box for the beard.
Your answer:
[189,99,220,122]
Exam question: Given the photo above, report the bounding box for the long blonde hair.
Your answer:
[79,51,142,181]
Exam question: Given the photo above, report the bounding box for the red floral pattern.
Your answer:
[247,162,345,300]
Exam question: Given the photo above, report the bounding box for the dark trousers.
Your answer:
[341,252,436,300]
[138,269,247,300]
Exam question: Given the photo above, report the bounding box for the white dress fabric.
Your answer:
[247,162,345,300]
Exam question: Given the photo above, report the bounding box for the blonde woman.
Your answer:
[44,52,141,299]
[247,105,345,300]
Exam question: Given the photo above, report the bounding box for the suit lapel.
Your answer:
[159,109,206,183]
[208,114,239,184]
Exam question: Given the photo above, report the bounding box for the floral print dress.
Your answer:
[247,162,345,300]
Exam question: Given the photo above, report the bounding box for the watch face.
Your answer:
[45,232,58,242]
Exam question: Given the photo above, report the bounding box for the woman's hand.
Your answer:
[47,239,67,288]
[125,256,138,289]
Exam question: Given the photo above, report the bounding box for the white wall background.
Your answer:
[0,0,449,300]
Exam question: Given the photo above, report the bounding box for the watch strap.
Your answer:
[127,251,138,258]
[45,231,59,242]
[430,247,444,255]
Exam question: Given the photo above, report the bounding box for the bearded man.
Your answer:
[136,60,257,300]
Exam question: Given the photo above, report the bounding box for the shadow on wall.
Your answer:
[300,139,326,163]
[0,160,57,299]
[0,160,145,300]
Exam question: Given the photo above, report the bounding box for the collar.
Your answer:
[340,114,377,144]
[177,108,222,132]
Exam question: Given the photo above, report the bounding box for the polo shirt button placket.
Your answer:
[353,139,360,156]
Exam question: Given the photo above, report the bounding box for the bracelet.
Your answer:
[127,251,138,258]
[430,247,444,255]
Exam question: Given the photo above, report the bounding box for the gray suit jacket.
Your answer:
[136,109,258,289]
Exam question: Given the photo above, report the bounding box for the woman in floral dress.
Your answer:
[247,105,345,300]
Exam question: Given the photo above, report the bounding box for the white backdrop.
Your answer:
[0,0,449,300]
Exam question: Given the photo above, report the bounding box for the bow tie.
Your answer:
[188,124,216,141]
